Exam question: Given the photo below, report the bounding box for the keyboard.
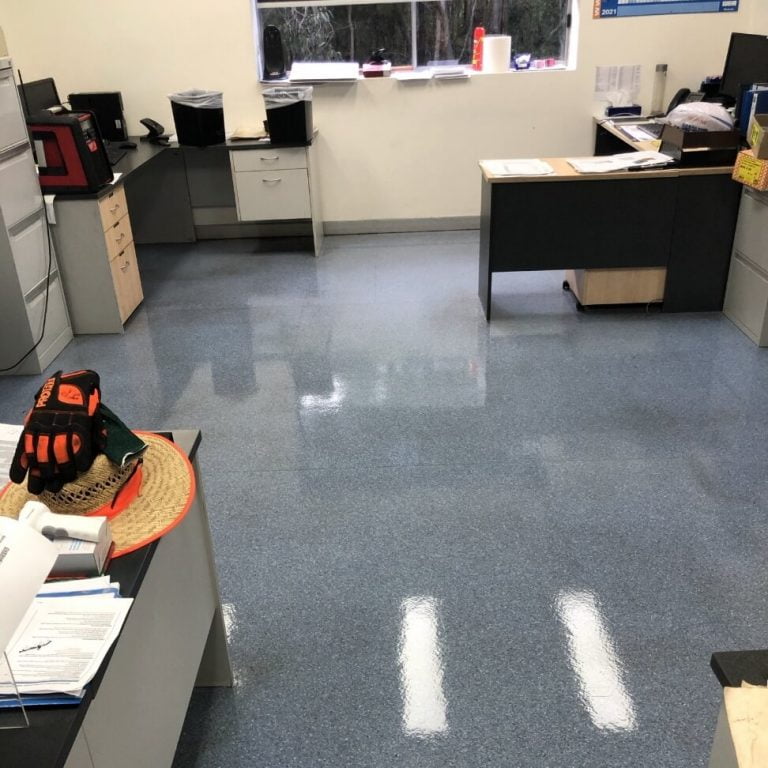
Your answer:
[104,145,127,166]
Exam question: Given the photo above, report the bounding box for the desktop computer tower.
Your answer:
[68,91,127,141]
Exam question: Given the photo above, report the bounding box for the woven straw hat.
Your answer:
[0,432,195,557]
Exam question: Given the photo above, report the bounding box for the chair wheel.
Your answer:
[562,280,571,292]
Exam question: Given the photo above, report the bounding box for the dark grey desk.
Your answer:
[478,155,741,321]
[0,431,232,768]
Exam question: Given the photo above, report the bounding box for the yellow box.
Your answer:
[748,114,768,160]
[733,149,768,191]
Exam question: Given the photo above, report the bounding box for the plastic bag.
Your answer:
[168,89,223,109]
[263,86,313,110]
[661,102,734,132]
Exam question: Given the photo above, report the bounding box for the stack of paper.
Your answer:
[431,66,470,80]
[0,423,23,486]
[567,150,673,174]
[0,576,132,706]
[483,159,555,177]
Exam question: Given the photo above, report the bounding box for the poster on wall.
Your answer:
[593,0,737,18]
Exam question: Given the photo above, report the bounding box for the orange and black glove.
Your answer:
[9,370,104,494]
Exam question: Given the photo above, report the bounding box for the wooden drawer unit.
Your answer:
[105,214,134,262]
[98,184,128,230]
[231,146,307,173]
[109,242,143,323]
[53,181,143,334]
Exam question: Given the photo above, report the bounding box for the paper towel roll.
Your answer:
[483,35,512,73]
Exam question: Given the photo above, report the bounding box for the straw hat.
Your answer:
[0,432,195,558]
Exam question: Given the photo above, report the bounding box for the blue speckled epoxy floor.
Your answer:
[2,232,768,767]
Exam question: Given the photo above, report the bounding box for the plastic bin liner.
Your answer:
[168,89,223,109]
[263,86,313,109]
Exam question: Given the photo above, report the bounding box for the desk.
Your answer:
[478,154,741,321]
[0,430,233,768]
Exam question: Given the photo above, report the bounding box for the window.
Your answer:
[256,0,571,73]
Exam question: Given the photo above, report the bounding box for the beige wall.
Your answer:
[1,0,764,223]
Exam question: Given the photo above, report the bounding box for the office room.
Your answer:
[2,0,768,764]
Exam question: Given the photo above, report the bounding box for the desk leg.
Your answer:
[479,179,493,322]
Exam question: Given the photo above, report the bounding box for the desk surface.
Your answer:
[0,430,201,768]
[479,156,734,183]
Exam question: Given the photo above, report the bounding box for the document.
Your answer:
[567,150,672,173]
[0,423,23,487]
[483,159,555,176]
[0,595,132,696]
[0,518,58,655]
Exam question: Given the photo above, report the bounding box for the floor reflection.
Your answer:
[398,596,448,737]
[555,589,637,732]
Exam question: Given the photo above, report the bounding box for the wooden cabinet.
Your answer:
[229,141,323,255]
[565,267,666,306]
[723,188,768,346]
[53,181,143,334]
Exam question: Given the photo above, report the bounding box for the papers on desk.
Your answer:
[0,423,23,487]
[483,159,555,176]
[0,576,131,704]
[567,151,673,174]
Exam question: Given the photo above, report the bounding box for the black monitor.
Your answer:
[17,77,62,116]
[720,33,768,117]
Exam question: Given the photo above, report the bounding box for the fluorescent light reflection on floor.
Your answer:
[398,596,448,737]
[555,590,637,732]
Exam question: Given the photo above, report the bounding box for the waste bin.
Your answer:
[169,89,225,147]
[263,86,313,143]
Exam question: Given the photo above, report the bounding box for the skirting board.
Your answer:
[324,217,480,235]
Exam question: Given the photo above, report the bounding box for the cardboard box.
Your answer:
[748,114,768,159]
[732,149,768,191]
[659,124,740,167]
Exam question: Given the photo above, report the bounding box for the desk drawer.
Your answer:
[231,147,307,173]
[109,242,143,323]
[733,189,768,273]
[105,214,134,262]
[234,169,311,221]
[98,184,128,231]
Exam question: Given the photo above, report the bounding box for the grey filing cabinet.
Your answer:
[53,181,143,334]
[229,141,323,255]
[723,188,768,346]
[0,56,72,375]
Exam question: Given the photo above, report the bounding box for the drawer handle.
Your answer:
[116,233,126,242]
[109,203,121,213]
[260,156,279,162]
[120,260,130,271]
[262,178,282,184]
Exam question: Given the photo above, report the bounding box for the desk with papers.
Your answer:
[0,430,232,768]
[478,130,741,320]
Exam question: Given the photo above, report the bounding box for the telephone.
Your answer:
[665,88,706,114]
[139,117,169,144]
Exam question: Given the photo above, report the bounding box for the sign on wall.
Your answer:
[593,0,738,18]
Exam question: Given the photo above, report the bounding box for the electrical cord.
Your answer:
[0,197,54,372]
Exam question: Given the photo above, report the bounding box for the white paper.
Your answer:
[0,596,132,695]
[567,150,672,173]
[483,159,555,176]
[392,70,434,81]
[0,518,58,654]
[594,64,641,103]
[0,423,23,487]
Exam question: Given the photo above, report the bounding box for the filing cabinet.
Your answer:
[53,181,143,334]
[723,188,768,346]
[0,56,73,375]
[229,140,323,255]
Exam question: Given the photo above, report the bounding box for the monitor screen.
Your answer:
[17,77,61,116]
[721,33,768,116]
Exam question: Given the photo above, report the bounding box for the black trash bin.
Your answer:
[264,86,313,143]
[169,89,225,147]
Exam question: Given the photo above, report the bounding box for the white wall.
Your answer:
[1,0,765,223]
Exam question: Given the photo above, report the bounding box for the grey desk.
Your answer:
[478,156,741,320]
[0,430,233,768]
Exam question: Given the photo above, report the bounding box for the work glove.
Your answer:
[9,370,104,494]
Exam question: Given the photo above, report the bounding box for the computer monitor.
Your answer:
[17,77,62,116]
[720,33,768,119]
